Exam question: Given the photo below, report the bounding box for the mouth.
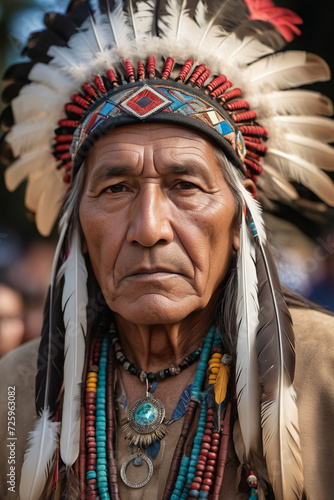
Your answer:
[121,267,182,282]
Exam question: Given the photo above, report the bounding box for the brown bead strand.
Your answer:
[106,344,120,499]
[188,407,219,497]
[162,400,199,500]
[212,402,232,499]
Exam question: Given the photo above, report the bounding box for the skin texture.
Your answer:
[79,124,241,395]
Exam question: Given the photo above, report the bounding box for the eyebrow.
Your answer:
[88,165,133,190]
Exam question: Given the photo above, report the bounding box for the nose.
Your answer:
[126,184,174,247]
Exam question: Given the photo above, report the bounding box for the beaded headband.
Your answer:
[62,58,267,181]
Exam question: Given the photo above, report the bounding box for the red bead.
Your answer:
[204,472,214,479]
[197,454,207,463]
[207,408,214,415]
[201,484,211,492]
[207,460,216,466]
[86,431,96,438]
[87,465,95,471]
[212,439,219,446]
[206,465,215,473]
[196,470,203,477]
[177,58,193,82]
[86,404,96,411]
[203,478,213,486]
[87,479,97,485]
[63,173,71,184]
[212,432,220,440]
[201,449,209,456]
[196,464,205,472]
[189,482,200,491]
[211,446,219,453]
[201,443,210,450]
[207,452,217,460]
[204,429,212,436]
[206,416,214,422]
[205,422,213,429]
[193,477,202,484]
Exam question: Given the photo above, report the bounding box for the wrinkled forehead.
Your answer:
[85,123,222,169]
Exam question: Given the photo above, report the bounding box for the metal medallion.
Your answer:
[120,453,154,488]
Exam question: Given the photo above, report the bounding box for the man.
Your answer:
[1,1,334,499]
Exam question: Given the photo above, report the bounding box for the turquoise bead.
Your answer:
[86,470,96,479]
[97,464,107,471]
[99,486,109,493]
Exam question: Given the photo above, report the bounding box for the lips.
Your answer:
[120,266,182,281]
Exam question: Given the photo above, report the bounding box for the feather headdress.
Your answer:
[2,1,334,499]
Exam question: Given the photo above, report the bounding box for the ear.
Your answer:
[242,178,258,198]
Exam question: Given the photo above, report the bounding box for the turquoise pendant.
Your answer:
[122,393,167,448]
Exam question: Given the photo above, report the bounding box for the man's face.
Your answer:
[79,124,239,325]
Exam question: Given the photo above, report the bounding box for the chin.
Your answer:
[109,294,203,326]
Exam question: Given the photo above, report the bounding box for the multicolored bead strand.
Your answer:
[170,326,219,499]
[95,335,110,499]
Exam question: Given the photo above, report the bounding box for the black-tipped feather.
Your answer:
[35,279,65,416]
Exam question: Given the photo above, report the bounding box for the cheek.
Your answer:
[79,203,120,286]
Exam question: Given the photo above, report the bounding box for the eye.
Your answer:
[104,183,128,193]
[175,181,201,190]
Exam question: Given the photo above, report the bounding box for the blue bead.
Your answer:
[98,470,107,478]
[99,492,110,499]
[199,491,209,498]
[188,491,200,498]
[99,486,109,493]
[86,470,96,479]
[97,464,107,471]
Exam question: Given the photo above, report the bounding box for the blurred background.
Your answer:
[0,0,333,357]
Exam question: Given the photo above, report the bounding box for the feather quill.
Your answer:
[58,226,88,466]
[157,0,198,42]
[19,410,60,500]
[255,240,303,500]
[260,164,299,203]
[266,149,334,206]
[235,206,262,462]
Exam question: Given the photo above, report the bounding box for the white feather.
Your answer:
[252,90,333,118]
[20,410,60,500]
[158,0,199,42]
[195,0,231,51]
[12,84,65,122]
[246,52,330,93]
[240,186,266,245]
[266,149,334,206]
[215,33,275,66]
[236,209,261,460]
[283,133,334,171]
[260,164,299,203]
[6,119,54,157]
[4,149,56,192]
[271,115,334,143]
[132,0,157,39]
[35,168,66,236]
[261,379,303,499]
[59,227,88,466]
[29,62,77,93]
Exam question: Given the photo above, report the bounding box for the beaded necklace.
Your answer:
[81,324,258,500]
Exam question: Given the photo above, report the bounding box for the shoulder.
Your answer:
[290,307,334,499]
[290,306,334,375]
[0,340,40,499]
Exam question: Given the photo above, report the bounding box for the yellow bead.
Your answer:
[212,353,222,359]
[209,361,220,369]
[210,367,219,374]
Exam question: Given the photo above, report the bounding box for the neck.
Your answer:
[114,307,215,373]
